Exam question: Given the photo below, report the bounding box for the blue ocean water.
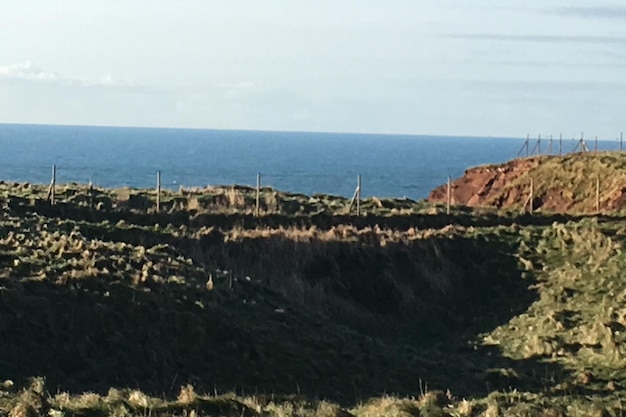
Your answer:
[0,124,619,200]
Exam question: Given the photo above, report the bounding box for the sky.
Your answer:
[0,0,625,137]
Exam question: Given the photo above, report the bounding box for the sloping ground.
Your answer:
[5,188,626,415]
[429,152,626,213]
[0,200,536,402]
[0,208,441,401]
[476,219,626,415]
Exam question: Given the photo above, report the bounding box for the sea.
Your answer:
[0,124,620,200]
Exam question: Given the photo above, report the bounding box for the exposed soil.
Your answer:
[428,153,626,213]
[429,158,540,208]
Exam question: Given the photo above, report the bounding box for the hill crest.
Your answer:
[428,152,626,213]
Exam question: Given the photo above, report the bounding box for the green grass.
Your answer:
[6,183,626,415]
[486,220,626,387]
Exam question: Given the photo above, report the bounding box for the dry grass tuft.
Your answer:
[8,402,36,417]
[127,390,149,409]
[177,384,198,404]
[453,399,473,417]
[354,397,422,417]
[187,196,200,211]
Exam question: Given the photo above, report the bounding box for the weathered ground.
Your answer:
[429,151,626,213]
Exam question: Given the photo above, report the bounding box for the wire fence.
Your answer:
[4,132,623,204]
[6,163,468,217]
[0,164,429,202]
[516,132,624,158]
[4,132,626,217]
[21,163,613,218]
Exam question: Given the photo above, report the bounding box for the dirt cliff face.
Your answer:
[429,158,543,209]
[428,153,626,213]
[429,158,540,208]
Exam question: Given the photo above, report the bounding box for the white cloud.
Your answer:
[0,61,148,90]
[0,1,625,136]
[0,61,59,81]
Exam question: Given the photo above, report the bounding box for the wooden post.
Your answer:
[538,134,541,154]
[581,132,584,153]
[621,132,623,151]
[446,176,451,215]
[559,133,562,156]
[529,178,534,214]
[256,172,261,217]
[596,177,600,213]
[526,134,529,157]
[88,179,93,209]
[356,174,361,216]
[348,186,358,213]
[595,136,598,152]
[51,164,56,205]
[156,170,161,212]
[573,132,587,153]
[517,134,530,158]
[530,134,542,156]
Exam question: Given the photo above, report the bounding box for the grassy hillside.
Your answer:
[3,183,626,415]
[430,151,626,214]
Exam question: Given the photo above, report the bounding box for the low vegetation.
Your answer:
[0,180,432,217]
[3,164,626,415]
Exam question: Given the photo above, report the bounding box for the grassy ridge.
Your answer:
[430,152,626,214]
[0,181,428,216]
[488,153,626,212]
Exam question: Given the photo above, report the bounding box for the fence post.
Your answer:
[595,136,598,153]
[537,135,541,155]
[573,132,587,153]
[559,133,562,156]
[49,164,57,205]
[596,177,600,213]
[156,170,161,212]
[256,172,261,217]
[517,134,530,158]
[526,134,529,157]
[52,164,57,205]
[621,132,623,152]
[88,179,93,210]
[357,174,361,216]
[529,178,534,214]
[446,175,451,215]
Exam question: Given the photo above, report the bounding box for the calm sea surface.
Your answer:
[0,124,618,200]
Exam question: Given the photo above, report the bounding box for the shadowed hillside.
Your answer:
[3,183,626,415]
[0,199,542,400]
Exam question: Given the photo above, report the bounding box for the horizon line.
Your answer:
[0,121,527,141]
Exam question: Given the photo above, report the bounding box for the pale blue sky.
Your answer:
[0,0,625,137]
